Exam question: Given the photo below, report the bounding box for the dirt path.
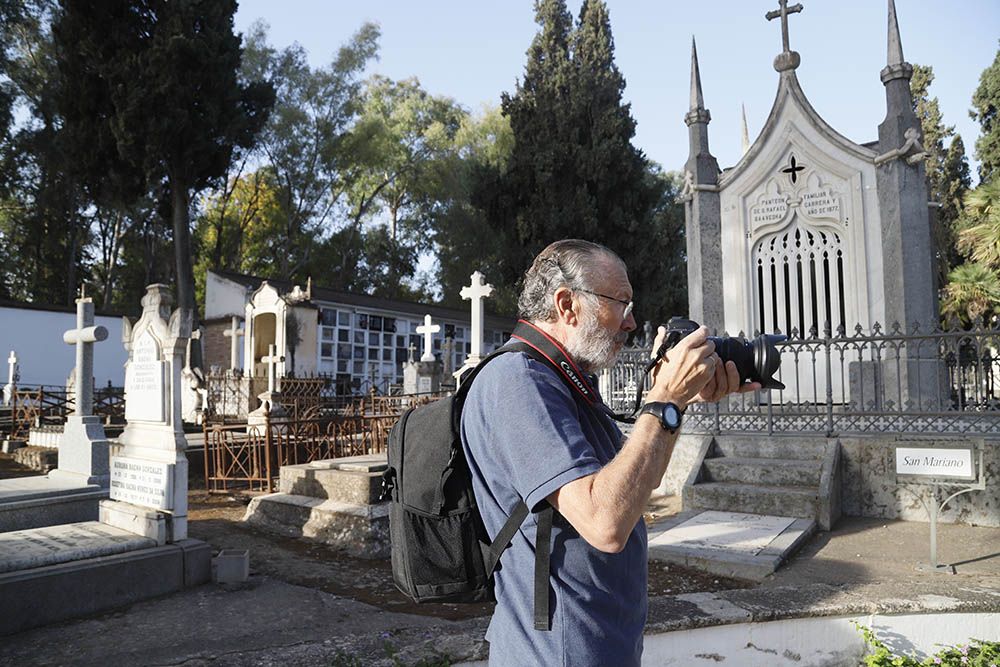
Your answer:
[187,490,751,619]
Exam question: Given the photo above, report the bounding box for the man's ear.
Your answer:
[554,287,578,326]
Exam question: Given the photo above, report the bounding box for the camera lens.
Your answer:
[707,334,786,390]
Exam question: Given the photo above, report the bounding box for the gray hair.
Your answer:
[517,239,625,322]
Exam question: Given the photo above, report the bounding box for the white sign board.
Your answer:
[895,446,975,480]
[124,330,165,423]
[110,456,175,510]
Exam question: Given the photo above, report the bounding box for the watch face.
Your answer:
[663,403,682,429]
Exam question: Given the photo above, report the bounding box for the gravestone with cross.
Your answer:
[454,271,495,385]
[403,314,444,395]
[247,343,287,425]
[48,292,111,488]
[222,316,245,374]
[3,350,16,406]
[101,284,193,544]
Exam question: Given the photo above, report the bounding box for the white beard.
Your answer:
[566,308,626,372]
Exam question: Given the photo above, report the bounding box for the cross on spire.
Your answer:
[415,314,440,363]
[460,271,494,363]
[766,0,803,54]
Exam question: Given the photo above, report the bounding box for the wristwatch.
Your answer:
[639,401,684,433]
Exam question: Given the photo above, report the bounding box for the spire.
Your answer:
[689,36,704,112]
[880,0,912,85]
[886,0,904,67]
[741,104,750,155]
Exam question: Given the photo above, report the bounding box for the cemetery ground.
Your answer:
[1,455,998,666]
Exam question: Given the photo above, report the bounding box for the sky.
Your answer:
[233,1,1000,180]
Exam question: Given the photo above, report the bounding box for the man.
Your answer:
[461,239,758,665]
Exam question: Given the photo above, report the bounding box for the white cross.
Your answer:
[7,350,16,385]
[62,295,108,416]
[415,314,440,362]
[3,350,16,406]
[222,316,245,372]
[460,271,494,362]
[261,343,284,394]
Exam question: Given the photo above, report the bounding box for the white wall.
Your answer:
[205,271,250,320]
[0,305,128,388]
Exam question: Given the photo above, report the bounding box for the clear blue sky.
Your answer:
[234,0,999,180]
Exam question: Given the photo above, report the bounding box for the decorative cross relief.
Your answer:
[781,154,806,183]
[415,315,440,363]
[62,294,109,417]
[460,271,494,364]
[261,344,284,395]
[222,316,245,373]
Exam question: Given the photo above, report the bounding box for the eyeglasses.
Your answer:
[577,289,633,319]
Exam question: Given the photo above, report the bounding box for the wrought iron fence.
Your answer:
[604,321,1000,436]
[202,403,423,494]
[1,384,125,439]
[203,371,408,424]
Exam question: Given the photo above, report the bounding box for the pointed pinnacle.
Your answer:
[887,0,904,66]
[741,104,750,155]
[690,36,705,112]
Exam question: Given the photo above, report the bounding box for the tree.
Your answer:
[910,64,971,287]
[472,0,682,323]
[238,20,378,285]
[971,42,1000,184]
[337,75,465,297]
[0,0,90,305]
[52,0,274,322]
[942,179,1000,325]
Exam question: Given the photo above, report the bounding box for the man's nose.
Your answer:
[622,311,637,333]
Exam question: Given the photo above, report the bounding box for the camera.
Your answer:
[661,316,786,390]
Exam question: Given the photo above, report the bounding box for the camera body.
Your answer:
[663,316,786,390]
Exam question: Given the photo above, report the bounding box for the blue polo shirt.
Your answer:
[461,351,648,667]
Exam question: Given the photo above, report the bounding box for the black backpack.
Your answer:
[384,323,595,632]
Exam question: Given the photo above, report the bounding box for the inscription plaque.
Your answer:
[124,330,165,422]
[110,455,175,509]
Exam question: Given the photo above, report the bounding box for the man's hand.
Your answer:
[647,325,716,408]
[649,326,761,405]
[694,358,761,403]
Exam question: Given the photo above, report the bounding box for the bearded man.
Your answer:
[461,239,757,666]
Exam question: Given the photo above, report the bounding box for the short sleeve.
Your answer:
[462,353,603,512]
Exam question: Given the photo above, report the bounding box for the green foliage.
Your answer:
[941,171,1000,326]
[469,0,685,323]
[911,64,971,287]
[238,20,378,285]
[971,41,1000,184]
[52,0,274,317]
[855,622,1000,666]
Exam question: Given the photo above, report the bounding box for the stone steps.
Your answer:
[243,494,388,559]
[686,482,821,521]
[702,457,821,487]
[711,435,831,460]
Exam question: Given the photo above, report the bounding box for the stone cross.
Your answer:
[222,316,245,373]
[261,344,284,395]
[415,315,440,362]
[62,295,108,416]
[766,0,803,53]
[407,344,416,363]
[3,350,16,406]
[460,271,494,363]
